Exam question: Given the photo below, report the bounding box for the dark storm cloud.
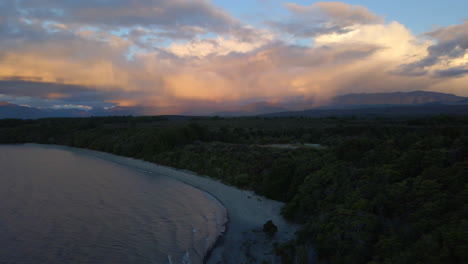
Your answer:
[435,67,468,78]
[244,42,382,68]
[0,80,148,109]
[268,2,383,38]
[12,0,254,40]
[399,22,468,75]
[0,80,108,101]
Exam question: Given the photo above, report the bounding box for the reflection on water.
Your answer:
[0,145,226,264]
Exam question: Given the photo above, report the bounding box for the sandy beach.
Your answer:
[30,144,297,264]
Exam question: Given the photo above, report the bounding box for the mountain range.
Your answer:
[327,91,467,107]
[1,91,467,119]
[0,102,138,119]
[215,91,468,117]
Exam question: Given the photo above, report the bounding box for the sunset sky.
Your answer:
[0,0,467,114]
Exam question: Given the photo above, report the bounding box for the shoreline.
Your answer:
[25,144,297,264]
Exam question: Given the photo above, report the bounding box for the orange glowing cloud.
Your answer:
[47,93,71,99]
[0,1,466,115]
[106,99,138,107]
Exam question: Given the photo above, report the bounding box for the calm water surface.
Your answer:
[0,145,226,264]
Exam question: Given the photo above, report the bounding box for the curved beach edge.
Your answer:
[28,144,298,264]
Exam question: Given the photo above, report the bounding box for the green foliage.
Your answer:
[0,115,467,263]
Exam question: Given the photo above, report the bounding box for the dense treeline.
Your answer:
[0,115,467,263]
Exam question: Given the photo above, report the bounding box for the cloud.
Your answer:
[269,1,383,38]
[0,1,467,115]
[13,0,256,41]
[0,80,117,108]
[399,22,468,74]
[435,67,468,78]
[165,31,273,58]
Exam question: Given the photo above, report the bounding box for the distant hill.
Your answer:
[215,91,468,116]
[2,91,468,119]
[212,101,287,117]
[0,102,138,119]
[328,91,467,107]
[0,102,46,119]
[262,104,468,118]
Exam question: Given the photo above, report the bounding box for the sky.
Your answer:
[0,0,467,115]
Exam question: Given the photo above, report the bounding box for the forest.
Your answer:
[0,115,467,263]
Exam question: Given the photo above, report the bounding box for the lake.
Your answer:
[0,145,226,264]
